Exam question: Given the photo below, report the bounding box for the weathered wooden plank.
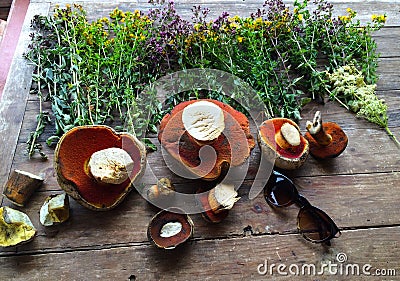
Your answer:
[1,1,400,279]
[374,27,400,58]
[0,0,12,21]
[0,3,51,209]
[1,226,399,280]
[1,170,399,253]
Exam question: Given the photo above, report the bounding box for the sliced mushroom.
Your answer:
[0,206,36,247]
[2,170,44,207]
[259,118,309,170]
[305,111,348,159]
[147,209,194,249]
[158,99,255,181]
[197,183,240,223]
[54,125,146,211]
[40,193,70,226]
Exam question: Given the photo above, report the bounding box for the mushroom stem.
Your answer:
[275,122,301,149]
[88,147,134,185]
[306,111,332,146]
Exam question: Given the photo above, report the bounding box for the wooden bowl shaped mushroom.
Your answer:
[258,118,309,170]
[54,125,146,211]
[158,99,255,181]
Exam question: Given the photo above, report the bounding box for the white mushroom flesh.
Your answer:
[182,101,225,141]
[88,147,134,185]
[160,222,182,238]
[280,123,301,146]
[40,193,69,226]
[0,206,36,247]
[306,111,323,135]
[214,183,240,210]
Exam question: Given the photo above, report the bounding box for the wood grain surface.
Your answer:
[0,1,399,280]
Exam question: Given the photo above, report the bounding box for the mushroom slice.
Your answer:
[259,118,309,170]
[54,125,146,211]
[147,209,194,249]
[197,183,239,223]
[40,193,70,226]
[208,183,240,212]
[0,206,36,247]
[158,99,255,181]
[182,100,225,141]
[2,170,44,207]
[305,111,348,159]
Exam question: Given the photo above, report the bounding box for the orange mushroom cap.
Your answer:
[158,99,255,181]
[305,122,348,159]
[54,125,146,211]
[259,118,309,170]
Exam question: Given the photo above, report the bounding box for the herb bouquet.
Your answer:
[24,0,397,158]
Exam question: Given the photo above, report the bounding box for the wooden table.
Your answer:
[1,1,399,280]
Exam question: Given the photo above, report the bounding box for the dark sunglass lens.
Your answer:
[264,171,297,206]
[298,207,335,242]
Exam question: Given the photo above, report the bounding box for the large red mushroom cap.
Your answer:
[54,125,146,211]
[258,118,309,170]
[305,111,348,159]
[158,99,255,181]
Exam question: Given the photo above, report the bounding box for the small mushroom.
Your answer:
[258,118,309,170]
[147,209,194,249]
[144,178,175,202]
[54,125,146,211]
[158,99,255,181]
[304,111,348,159]
[40,193,70,226]
[197,183,240,223]
[0,206,36,247]
[2,170,44,207]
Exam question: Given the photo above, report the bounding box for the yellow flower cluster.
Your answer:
[339,8,357,23]
[371,14,387,24]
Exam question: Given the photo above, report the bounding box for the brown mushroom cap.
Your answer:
[54,125,146,211]
[147,209,194,249]
[258,118,309,170]
[158,99,255,181]
[305,122,348,159]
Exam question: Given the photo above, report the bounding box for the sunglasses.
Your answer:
[264,170,341,245]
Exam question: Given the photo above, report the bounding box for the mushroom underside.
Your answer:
[147,209,193,249]
[158,99,255,181]
[305,122,348,159]
[259,118,309,170]
[55,126,146,210]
